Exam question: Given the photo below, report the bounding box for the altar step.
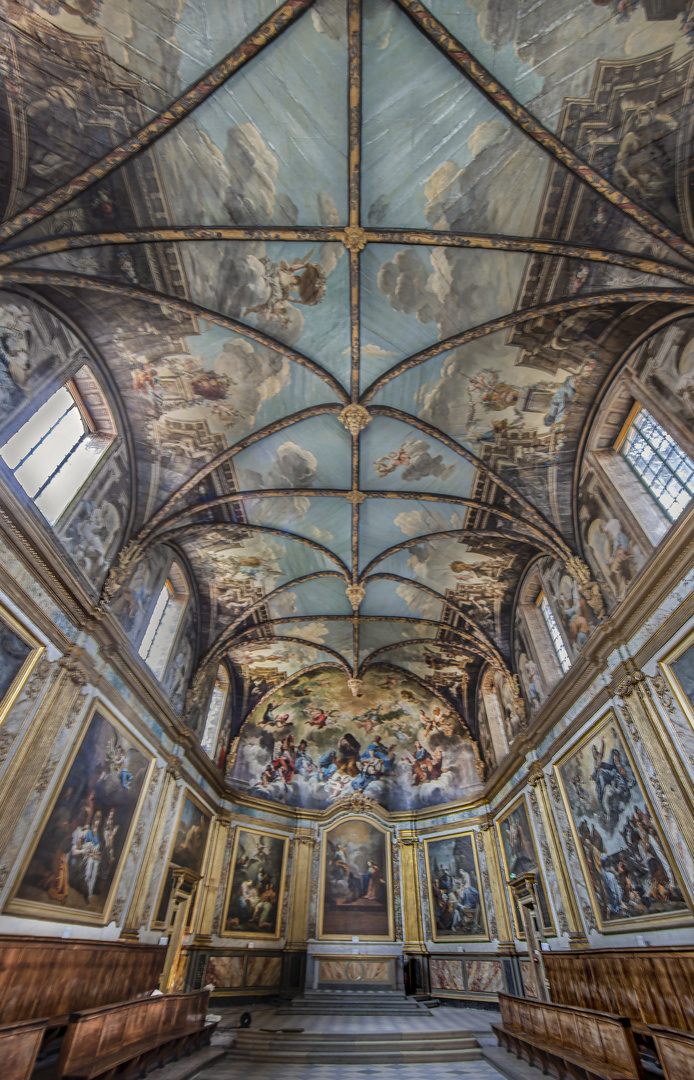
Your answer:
[233,1027,481,1065]
[277,990,432,1015]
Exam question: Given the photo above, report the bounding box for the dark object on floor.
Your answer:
[239,1012,252,1029]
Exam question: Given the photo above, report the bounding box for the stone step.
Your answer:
[232,1047,482,1064]
[238,1033,478,1050]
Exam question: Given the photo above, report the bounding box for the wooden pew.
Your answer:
[648,1025,694,1080]
[494,993,644,1080]
[57,990,212,1080]
[0,936,166,1025]
[543,947,694,1034]
[1,1017,49,1080]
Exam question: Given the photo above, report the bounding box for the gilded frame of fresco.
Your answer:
[221,826,289,940]
[5,699,155,927]
[554,710,692,934]
[317,815,395,942]
[658,623,694,731]
[152,789,215,932]
[495,794,555,939]
[0,601,45,730]
[424,832,489,943]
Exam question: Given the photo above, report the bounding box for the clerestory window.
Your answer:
[200,667,229,758]
[538,592,571,675]
[618,405,694,523]
[138,563,188,680]
[0,381,110,525]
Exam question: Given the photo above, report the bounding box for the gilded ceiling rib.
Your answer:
[360,289,694,402]
[357,638,489,677]
[0,269,349,401]
[0,0,318,243]
[217,627,353,674]
[358,528,550,581]
[395,0,694,264]
[3,228,692,287]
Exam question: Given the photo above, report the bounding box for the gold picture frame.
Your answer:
[221,826,289,940]
[318,815,394,941]
[6,700,155,926]
[554,710,692,934]
[152,790,215,931]
[424,831,489,943]
[495,794,555,938]
[658,624,694,730]
[0,602,45,729]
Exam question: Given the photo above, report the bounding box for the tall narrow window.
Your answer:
[538,592,571,674]
[138,563,188,680]
[201,667,229,758]
[0,381,110,525]
[619,405,694,522]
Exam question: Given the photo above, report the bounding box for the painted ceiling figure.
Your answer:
[243,253,327,327]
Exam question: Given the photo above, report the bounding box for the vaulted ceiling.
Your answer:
[2,0,694,738]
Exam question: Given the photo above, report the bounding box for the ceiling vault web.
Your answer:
[395,0,694,264]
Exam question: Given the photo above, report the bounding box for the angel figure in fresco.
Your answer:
[243,252,326,327]
[590,738,634,824]
[373,437,455,482]
[612,104,679,229]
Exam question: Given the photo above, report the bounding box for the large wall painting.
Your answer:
[661,626,694,725]
[154,794,213,927]
[319,817,393,940]
[10,705,153,924]
[425,833,487,941]
[496,797,554,937]
[222,828,288,939]
[0,605,43,728]
[229,665,481,812]
[556,713,689,931]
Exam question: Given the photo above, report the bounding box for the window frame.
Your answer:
[137,564,189,681]
[200,667,230,760]
[537,591,571,675]
[615,402,694,524]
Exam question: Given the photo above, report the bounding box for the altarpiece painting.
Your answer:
[496,796,554,937]
[0,605,43,727]
[222,828,287,938]
[425,832,487,941]
[319,817,392,940]
[155,794,213,927]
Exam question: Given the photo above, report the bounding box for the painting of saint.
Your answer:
[222,829,287,938]
[155,795,212,925]
[12,709,151,922]
[426,833,487,940]
[0,611,34,707]
[557,716,688,929]
[320,818,392,939]
[497,798,554,936]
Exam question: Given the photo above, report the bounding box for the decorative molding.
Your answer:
[338,404,371,436]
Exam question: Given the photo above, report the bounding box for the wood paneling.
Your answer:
[0,1018,49,1080]
[57,990,210,1080]
[0,936,165,1024]
[495,993,643,1079]
[649,1026,694,1080]
[544,948,694,1033]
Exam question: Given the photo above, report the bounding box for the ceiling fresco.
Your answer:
[2,0,694,808]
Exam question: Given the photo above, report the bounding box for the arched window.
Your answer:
[200,666,230,759]
[617,404,694,523]
[538,591,571,674]
[0,372,112,525]
[138,561,188,680]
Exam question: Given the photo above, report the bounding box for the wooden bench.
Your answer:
[57,990,212,1080]
[648,1025,694,1079]
[494,993,644,1080]
[1,1017,49,1080]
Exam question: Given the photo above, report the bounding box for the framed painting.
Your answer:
[425,832,488,941]
[496,796,555,938]
[221,827,288,939]
[555,711,691,932]
[8,703,154,925]
[318,816,393,940]
[0,604,44,728]
[154,793,213,928]
[659,625,694,726]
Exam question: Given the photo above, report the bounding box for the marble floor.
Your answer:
[191,1062,506,1079]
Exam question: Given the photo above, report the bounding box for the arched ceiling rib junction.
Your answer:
[3,0,694,734]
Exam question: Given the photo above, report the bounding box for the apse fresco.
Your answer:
[229,665,481,811]
[558,716,688,929]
